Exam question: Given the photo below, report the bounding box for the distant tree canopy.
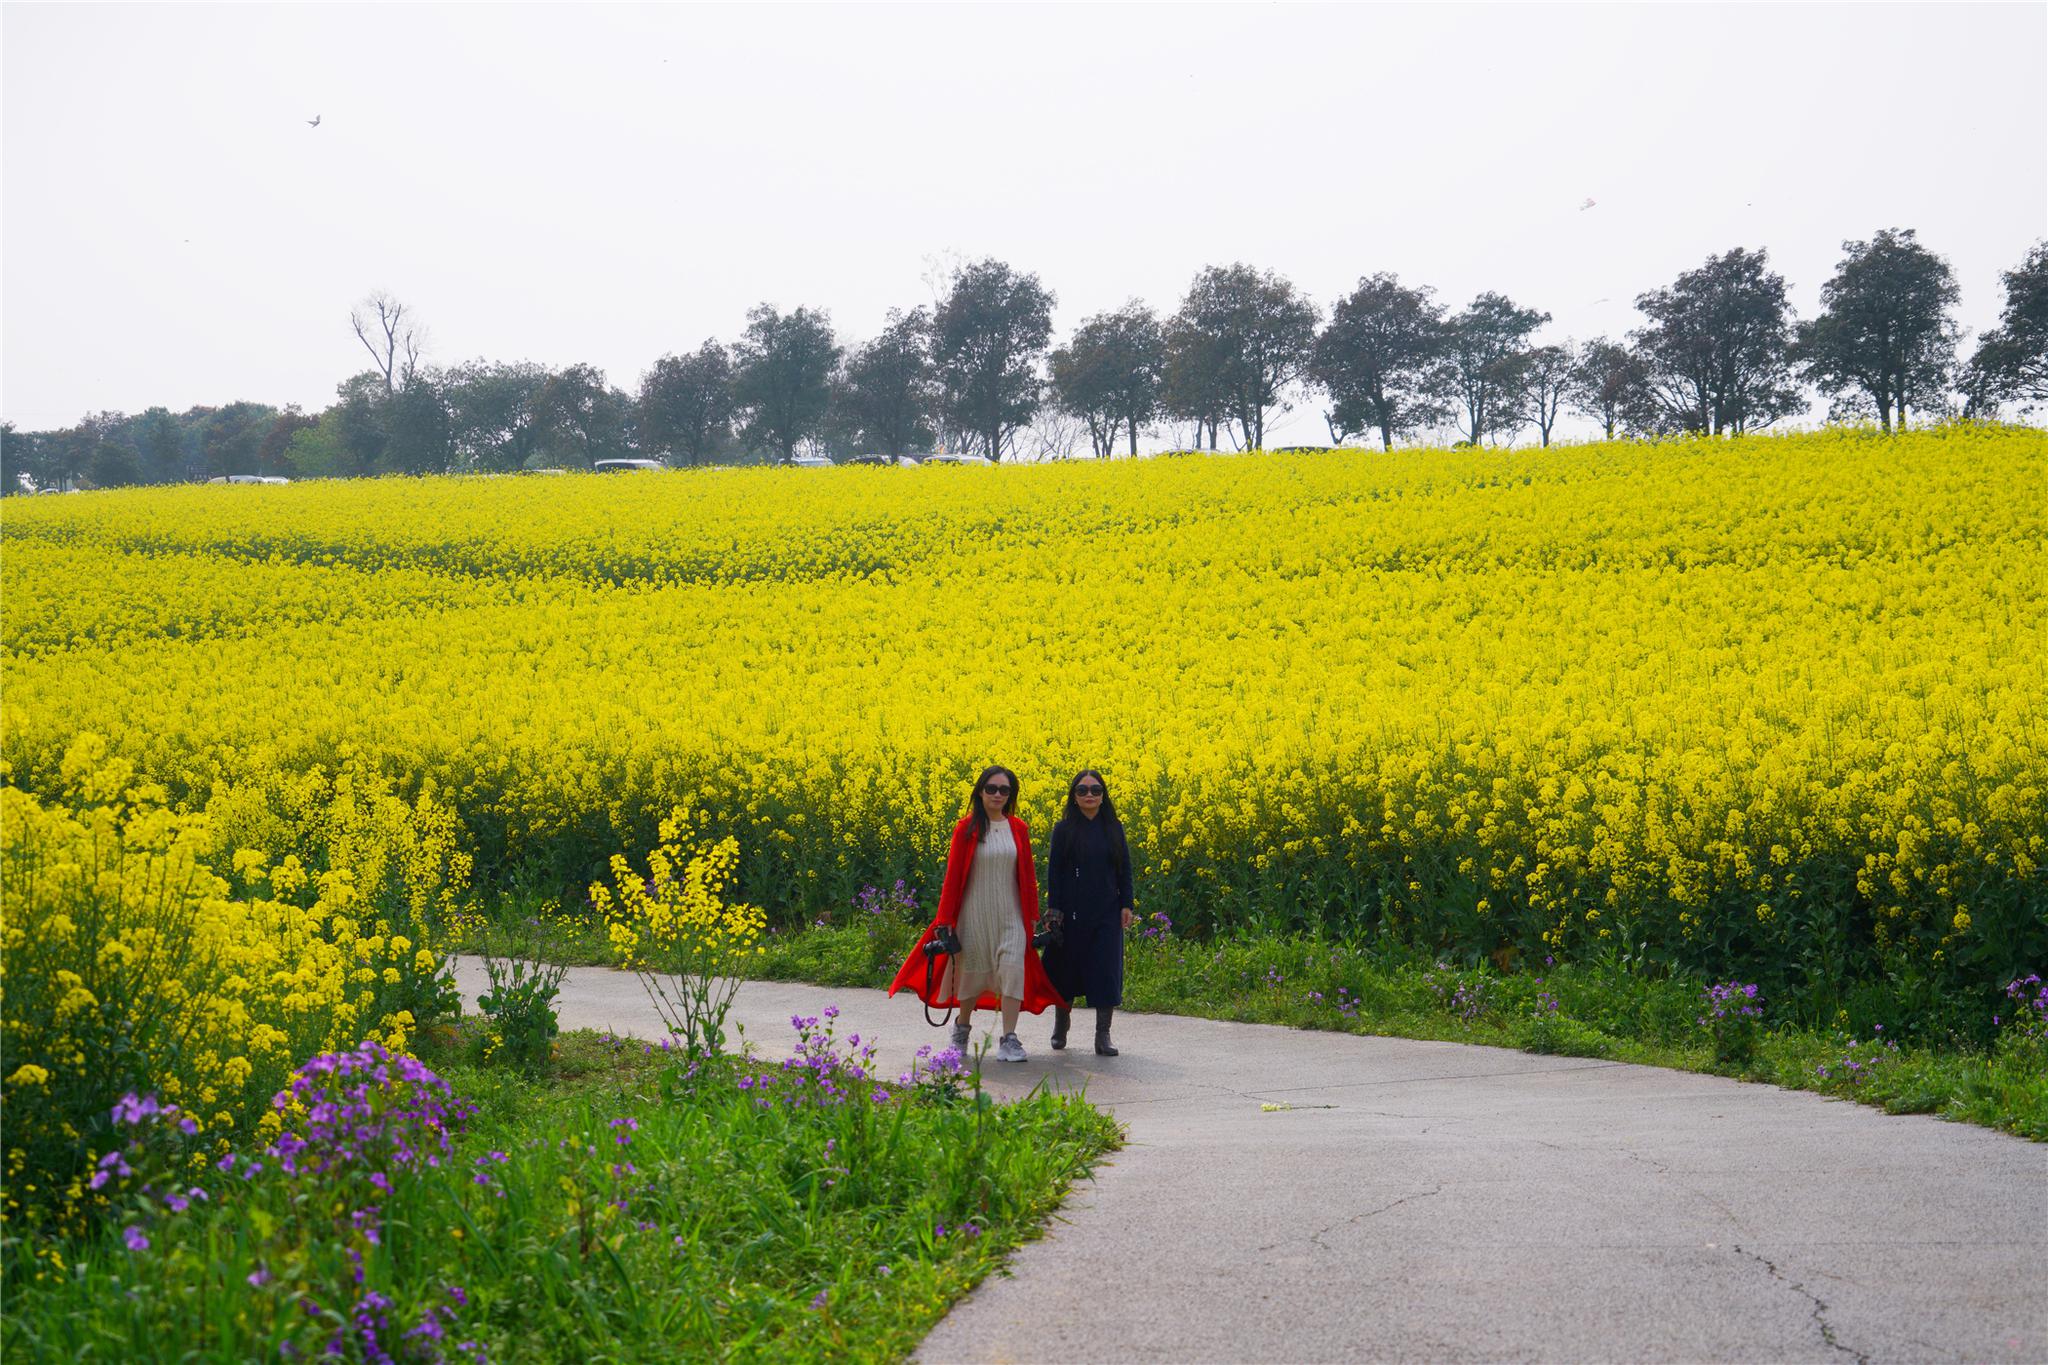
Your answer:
[1632,247,1801,436]
[1311,273,1446,452]
[933,259,1055,461]
[1567,338,1649,441]
[1796,229,1960,432]
[1172,264,1317,453]
[1965,240,2048,414]
[836,309,936,459]
[733,305,840,463]
[1050,302,1165,458]
[639,342,736,466]
[7,236,2040,493]
[1437,292,1549,446]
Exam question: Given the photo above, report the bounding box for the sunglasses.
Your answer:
[982,784,1013,797]
[1075,784,1105,797]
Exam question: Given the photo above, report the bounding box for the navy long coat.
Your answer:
[1040,814,1133,1009]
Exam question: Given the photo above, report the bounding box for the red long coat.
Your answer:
[887,814,1066,1014]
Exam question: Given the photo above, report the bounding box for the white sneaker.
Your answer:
[996,1032,1027,1063]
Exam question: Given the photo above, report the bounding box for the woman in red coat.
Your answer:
[888,765,1065,1062]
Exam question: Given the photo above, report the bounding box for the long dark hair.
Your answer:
[1059,768,1131,878]
[966,765,1018,840]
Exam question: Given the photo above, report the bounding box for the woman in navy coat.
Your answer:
[1040,769,1135,1056]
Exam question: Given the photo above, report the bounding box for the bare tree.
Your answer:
[351,291,425,395]
[1016,406,1090,462]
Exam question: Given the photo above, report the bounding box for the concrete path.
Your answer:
[451,961,2047,1364]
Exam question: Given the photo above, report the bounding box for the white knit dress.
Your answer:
[944,820,1027,1004]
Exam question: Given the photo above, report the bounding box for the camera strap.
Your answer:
[924,949,952,1029]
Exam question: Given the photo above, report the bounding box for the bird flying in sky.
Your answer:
[1579,197,1597,211]
[307,115,322,128]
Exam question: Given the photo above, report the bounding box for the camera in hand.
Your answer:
[925,924,962,958]
[1032,911,1063,953]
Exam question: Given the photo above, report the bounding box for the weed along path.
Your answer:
[452,963,2046,1364]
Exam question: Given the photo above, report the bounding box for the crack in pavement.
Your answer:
[1618,1147,1756,1237]
[1256,1185,1445,1255]
[1732,1244,1868,1364]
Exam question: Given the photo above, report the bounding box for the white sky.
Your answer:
[4,2,2044,447]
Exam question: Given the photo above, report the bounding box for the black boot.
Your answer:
[1051,1007,1071,1050]
[1094,1007,1118,1057]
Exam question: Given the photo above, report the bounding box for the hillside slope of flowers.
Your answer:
[4,425,2043,1015]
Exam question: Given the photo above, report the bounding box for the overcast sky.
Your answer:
[4,2,2043,447]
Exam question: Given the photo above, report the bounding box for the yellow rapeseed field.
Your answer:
[4,424,2044,1005]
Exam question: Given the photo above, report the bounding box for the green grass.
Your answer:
[2,1024,1121,1363]
[727,918,2047,1141]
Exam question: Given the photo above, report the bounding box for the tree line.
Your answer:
[4,232,2043,492]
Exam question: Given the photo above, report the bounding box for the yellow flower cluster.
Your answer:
[0,737,466,1234]
[593,807,766,970]
[2,425,2043,999]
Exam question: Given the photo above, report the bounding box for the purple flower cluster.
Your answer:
[1137,911,1174,942]
[853,880,920,920]
[1996,974,2047,1037]
[269,1040,475,1179]
[1697,981,1764,1026]
[734,1007,901,1109]
[1424,964,1493,1021]
[91,1091,212,1249]
[295,1283,478,1364]
[1816,1026,1900,1085]
[896,1043,968,1099]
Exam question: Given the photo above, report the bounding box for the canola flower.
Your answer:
[0,738,467,1235]
[592,806,767,1056]
[2,424,2043,1014]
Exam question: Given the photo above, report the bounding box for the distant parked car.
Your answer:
[1273,444,1334,454]
[789,454,835,468]
[594,458,666,473]
[206,474,291,485]
[923,453,994,466]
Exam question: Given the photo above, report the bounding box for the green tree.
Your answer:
[733,306,841,463]
[441,361,551,471]
[280,411,354,479]
[1161,318,1235,450]
[533,364,635,467]
[639,341,736,466]
[0,422,35,494]
[88,429,143,487]
[1567,338,1650,440]
[838,310,935,457]
[1633,247,1802,435]
[332,375,389,477]
[1050,302,1165,457]
[130,407,191,483]
[1795,229,1960,431]
[257,407,318,477]
[200,402,276,479]
[1310,273,1447,451]
[1171,264,1318,451]
[932,259,1055,461]
[1438,293,1549,445]
[379,378,453,475]
[1963,240,2048,414]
